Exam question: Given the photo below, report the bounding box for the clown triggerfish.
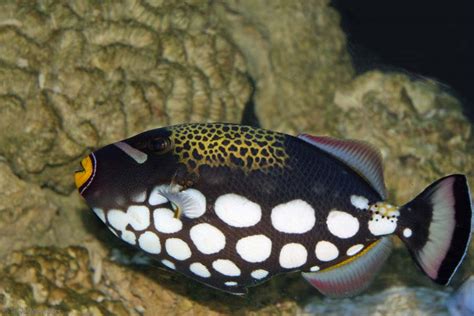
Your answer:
[75,123,473,297]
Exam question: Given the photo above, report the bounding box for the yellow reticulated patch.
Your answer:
[75,156,93,189]
[369,202,400,217]
[168,123,288,173]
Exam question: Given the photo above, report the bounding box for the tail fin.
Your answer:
[397,174,472,285]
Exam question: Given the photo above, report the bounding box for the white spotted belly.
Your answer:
[98,187,381,293]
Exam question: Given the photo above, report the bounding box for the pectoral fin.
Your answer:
[152,184,207,219]
[302,237,392,298]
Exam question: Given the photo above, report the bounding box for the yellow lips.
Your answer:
[75,155,93,189]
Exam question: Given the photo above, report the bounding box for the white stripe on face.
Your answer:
[114,141,148,164]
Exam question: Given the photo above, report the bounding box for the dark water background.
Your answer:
[331,0,474,124]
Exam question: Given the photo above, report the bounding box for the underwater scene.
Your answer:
[0,1,472,315]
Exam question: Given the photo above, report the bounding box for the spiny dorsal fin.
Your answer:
[298,134,387,199]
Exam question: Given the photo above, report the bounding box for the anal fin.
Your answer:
[302,237,393,298]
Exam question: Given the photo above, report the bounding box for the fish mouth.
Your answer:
[74,154,95,193]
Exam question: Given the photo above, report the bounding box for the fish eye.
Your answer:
[148,136,173,154]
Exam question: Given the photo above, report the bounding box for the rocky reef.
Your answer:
[0,0,472,315]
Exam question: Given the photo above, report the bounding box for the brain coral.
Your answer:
[0,0,251,195]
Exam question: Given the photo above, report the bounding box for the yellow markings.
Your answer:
[75,155,93,189]
[320,240,379,272]
[168,123,288,173]
[171,202,182,219]
[370,202,400,217]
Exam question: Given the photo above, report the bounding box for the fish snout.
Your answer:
[74,154,95,194]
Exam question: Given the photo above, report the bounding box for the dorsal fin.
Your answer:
[298,134,386,199]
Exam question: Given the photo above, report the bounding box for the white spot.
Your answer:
[180,189,207,218]
[114,141,148,164]
[326,210,360,239]
[346,244,364,256]
[121,230,136,245]
[309,265,320,272]
[212,259,241,276]
[279,243,308,269]
[225,281,238,286]
[165,238,192,261]
[271,200,316,234]
[93,208,106,223]
[190,262,211,278]
[131,191,147,203]
[403,228,413,238]
[149,186,169,206]
[236,235,272,263]
[162,259,175,270]
[251,269,269,280]
[350,195,369,210]
[153,208,183,233]
[215,194,262,227]
[190,223,226,255]
[368,214,398,236]
[107,209,128,231]
[138,231,161,254]
[106,207,150,243]
[315,241,339,262]
[127,205,150,231]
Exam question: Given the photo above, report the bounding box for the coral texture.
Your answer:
[0,0,250,195]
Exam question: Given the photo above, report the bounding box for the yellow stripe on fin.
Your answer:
[320,240,380,273]
[302,237,393,298]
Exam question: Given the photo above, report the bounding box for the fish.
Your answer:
[74,123,473,297]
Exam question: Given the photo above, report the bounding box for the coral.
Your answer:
[333,71,473,204]
[0,247,134,315]
[0,0,250,195]
[0,0,472,314]
[0,162,57,257]
[300,286,451,315]
[0,246,303,315]
[214,0,354,133]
